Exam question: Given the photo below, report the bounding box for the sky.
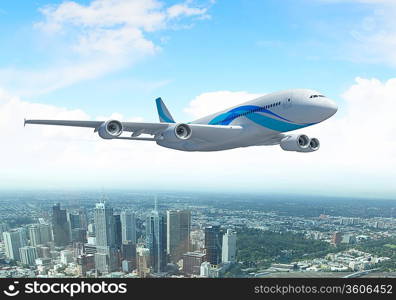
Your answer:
[0,0,395,198]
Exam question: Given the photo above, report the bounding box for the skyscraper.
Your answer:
[67,211,82,242]
[204,225,223,265]
[94,202,115,248]
[0,223,9,242]
[120,210,136,244]
[166,210,191,262]
[78,208,88,230]
[19,246,38,266]
[38,224,52,244]
[146,201,167,273]
[221,229,237,263]
[121,240,136,270]
[3,228,28,261]
[94,201,117,273]
[52,203,70,247]
[28,224,52,246]
[113,214,122,248]
[28,225,41,246]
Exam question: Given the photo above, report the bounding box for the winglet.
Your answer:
[155,97,175,123]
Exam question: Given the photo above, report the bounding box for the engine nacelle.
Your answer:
[300,137,320,152]
[161,123,192,141]
[98,120,123,139]
[280,134,310,152]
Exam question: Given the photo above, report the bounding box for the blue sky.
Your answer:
[0,0,395,198]
[0,0,394,118]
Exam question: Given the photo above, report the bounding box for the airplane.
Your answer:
[24,89,337,152]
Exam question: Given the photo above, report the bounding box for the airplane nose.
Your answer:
[326,99,338,117]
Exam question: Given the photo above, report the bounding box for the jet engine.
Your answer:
[280,134,310,152]
[98,120,123,139]
[161,123,192,141]
[174,123,192,140]
[300,137,320,152]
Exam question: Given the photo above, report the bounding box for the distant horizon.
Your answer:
[1,187,395,202]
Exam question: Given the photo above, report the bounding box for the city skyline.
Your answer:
[0,0,395,198]
[0,190,395,278]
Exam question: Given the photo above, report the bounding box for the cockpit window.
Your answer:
[309,95,325,98]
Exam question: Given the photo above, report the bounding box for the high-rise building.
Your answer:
[70,228,86,243]
[204,225,223,265]
[3,228,28,261]
[182,251,206,276]
[36,246,51,258]
[121,241,136,263]
[222,229,237,263]
[28,224,52,246]
[52,203,70,246]
[19,246,38,266]
[67,209,88,243]
[78,208,88,230]
[67,211,82,242]
[113,214,122,248]
[94,202,115,248]
[166,210,191,263]
[0,223,9,242]
[28,225,41,246]
[120,210,136,244]
[137,247,151,278]
[190,229,205,251]
[94,201,118,273]
[146,202,167,273]
[39,224,52,244]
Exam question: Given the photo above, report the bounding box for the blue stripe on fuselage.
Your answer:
[207,105,316,132]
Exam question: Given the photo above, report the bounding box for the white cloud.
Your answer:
[319,0,396,66]
[1,77,395,197]
[0,0,211,96]
[167,3,208,19]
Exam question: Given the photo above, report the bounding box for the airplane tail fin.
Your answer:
[155,97,175,123]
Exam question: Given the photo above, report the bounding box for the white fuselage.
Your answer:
[156,89,337,151]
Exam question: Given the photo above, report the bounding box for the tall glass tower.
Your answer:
[120,210,136,244]
[204,225,223,265]
[166,210,191,263]
[52,203,70,247]
[94,201,117,273]
[146,199,167,273]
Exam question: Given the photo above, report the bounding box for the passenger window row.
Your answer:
[217,101,282,124]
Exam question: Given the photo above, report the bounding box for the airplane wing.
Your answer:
[24,119,170,140]
[254,133,286,146]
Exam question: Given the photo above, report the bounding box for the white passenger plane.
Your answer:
[25,89,337,152]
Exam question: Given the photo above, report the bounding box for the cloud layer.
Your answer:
[0,0,210,96]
